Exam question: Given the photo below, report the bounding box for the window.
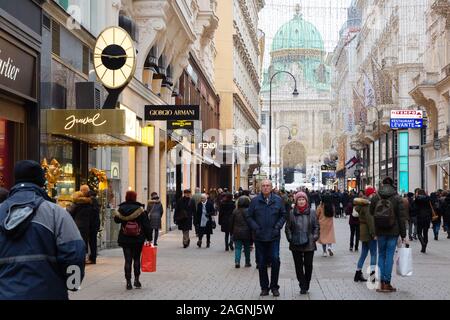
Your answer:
[52,20,60,56]
[261,113,266,125]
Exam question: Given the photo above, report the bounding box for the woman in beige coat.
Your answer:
[316,192,336,257]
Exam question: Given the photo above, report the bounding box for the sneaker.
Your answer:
[322,252,327,257]
[271,289,280,297]
[328,248,334,256]
[260,289,269,296]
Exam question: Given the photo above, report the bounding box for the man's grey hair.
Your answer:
[201,193,208,199]
[261,179,272,186]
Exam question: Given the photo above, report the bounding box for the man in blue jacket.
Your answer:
[246,179,286,297]
[0,160,85,300]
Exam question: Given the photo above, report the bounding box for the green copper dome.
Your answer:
[271,13,324,52]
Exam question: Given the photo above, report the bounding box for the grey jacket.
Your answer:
[147,200,163,230]
[285,207,320,252]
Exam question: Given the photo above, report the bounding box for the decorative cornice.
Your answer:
[237,0,260,55]
[432,0,450,28]
[233,92,260,130]
[233,28,261,92]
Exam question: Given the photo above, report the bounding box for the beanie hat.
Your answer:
[294,192,309,204]
[14,160,46,187]
[126,190,137,202]
[365,187,376,197]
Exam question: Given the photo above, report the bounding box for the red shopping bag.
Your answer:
[141,243,157,272]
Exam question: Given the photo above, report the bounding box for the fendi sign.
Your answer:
[145,105,200,121]
[0,36,36,100]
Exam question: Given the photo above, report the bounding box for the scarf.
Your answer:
[200,202,208,227]
[296,204,308,214]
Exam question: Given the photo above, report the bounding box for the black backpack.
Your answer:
[373,197,396,229]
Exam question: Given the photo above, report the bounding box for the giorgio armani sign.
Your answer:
[145,105,200,121]
[0,35,36,100]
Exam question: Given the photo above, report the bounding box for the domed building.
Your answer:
[260,4,336,189]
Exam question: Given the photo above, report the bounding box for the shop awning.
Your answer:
[43,109,154,147]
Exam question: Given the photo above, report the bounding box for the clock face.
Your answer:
[94,27,136,89]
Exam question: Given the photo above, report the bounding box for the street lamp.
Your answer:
[269,70,299,180]
[274,125,292,188]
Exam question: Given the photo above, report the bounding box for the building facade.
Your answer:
[349,0,427,193]
[215,0,264,191]
[260,5,334,191]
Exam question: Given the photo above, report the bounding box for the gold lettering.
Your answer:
[64,113,107,130]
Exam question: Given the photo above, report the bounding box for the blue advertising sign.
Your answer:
[390,119,423,129]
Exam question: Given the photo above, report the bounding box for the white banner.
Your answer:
[390,110,423,119]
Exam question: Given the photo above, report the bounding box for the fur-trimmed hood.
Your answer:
[353,197,370,206]
[72,192,92,205]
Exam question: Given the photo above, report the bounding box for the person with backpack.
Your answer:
[147,192,164,246]
[230,196,253,268]
[285,192,320,295]
[316,192,336,257]
[413,189,433,253]
[370,177,408,293]
[174,189,196,248]
[0,160,85,299]
[353,187,377,283]
[114,190,152,290]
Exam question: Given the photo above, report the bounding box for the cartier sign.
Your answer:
[145,105,200,121]
[0,35,36,100]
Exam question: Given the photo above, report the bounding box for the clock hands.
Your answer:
[94,53,131,59]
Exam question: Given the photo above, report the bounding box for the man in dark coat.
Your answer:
[174,189,196,248]
[0,160,85,299]
[82,185,100,265]
[219,192,235,251]
[246,179,286,297]
[195,194,215,248]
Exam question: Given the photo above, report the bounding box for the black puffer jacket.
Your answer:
[414,195,432,222]
[219,200,235,233]
[114,201,152,247]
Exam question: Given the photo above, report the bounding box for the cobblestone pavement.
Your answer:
[71,216,450,300]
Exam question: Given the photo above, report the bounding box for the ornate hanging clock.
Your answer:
[94,26,136,89]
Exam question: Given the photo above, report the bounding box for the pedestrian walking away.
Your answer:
[413,189,432,253]
[147,192,164,246]
[114,190,153,290]
[219,192,236,251]
[316,192,336,257]
[285,192,320,295]
[174,189,196,248]
[370,177,408,293]
[230,196,253,268]
[0,160,85,300]
[245,179,286,297]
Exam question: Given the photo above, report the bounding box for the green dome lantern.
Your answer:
[271,5,324,53]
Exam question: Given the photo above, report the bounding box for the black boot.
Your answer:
[126,279,132,290]
[134,276,142,289]
[354,270,367,282]
[229,242,234,251]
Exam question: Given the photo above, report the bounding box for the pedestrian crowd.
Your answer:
[1,160,449,299]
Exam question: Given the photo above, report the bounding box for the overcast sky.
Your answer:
[259,0,353,70]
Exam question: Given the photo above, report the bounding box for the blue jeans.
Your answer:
[357,239,377,271]
[377,236,398,283]
[255,239,281,291]
[234,240,251,265]
[432,221,441,238]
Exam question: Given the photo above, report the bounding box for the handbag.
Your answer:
[396,245,413,277]
[141,243,157,272]
[429,202,439,222]
[211,217,217,229]
[351,208,359,218]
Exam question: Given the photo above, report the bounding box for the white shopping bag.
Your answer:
[396,246,413,277]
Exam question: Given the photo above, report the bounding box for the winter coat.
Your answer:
[413,195,432,223]
[442,195,450,226]
[230,208,252,241]
[194,200,215,235]
[354,197,376,242]
[0,183,85,300]
[316,204,336,244]
[114,201,152,247]
[89,196,101,232]
[369,184,408,238]
[285,207,319,252]
[174,197,195,231]
[69,194,94,239]
[147,199,163,230]
[219,200,235,233]
[245,193,286,242]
